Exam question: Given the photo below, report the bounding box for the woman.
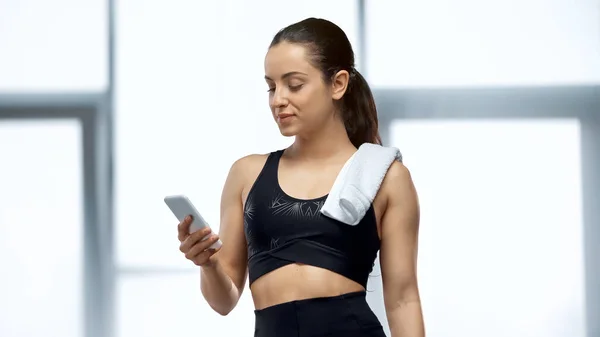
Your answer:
[177,18,424,337]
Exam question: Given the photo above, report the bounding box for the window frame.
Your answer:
[0,93,114,337]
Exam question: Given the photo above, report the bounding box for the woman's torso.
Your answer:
[241,150,387,310]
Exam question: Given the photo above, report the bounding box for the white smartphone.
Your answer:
[164,195,222,249]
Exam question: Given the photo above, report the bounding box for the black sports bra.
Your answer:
[243,150,381,288]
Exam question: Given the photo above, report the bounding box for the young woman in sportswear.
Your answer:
[177,17,425,337]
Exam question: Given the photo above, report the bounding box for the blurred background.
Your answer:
[1,0,599,336]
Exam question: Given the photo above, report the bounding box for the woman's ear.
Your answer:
[331,70,350,101]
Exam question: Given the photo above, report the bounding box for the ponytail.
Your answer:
[342,68,381,148]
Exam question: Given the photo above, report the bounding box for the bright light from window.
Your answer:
[116,274,256,337]
[367,0,600,87]
[385,119,586,337]
[0,120,83,337]
[0,0,107,92]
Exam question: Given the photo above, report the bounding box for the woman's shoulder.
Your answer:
[380,161,415,203]
[228,151,282,197]
[384,160,411,182]
[231,153,269,172]
[232,148,285,167]
[229,149,283,180]
[233,153,270,169]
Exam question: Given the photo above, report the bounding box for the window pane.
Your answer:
[387,119,586,337]
[0,120,83,337]
[115,0,358,268]
[0,0,107,92]
[366,0,600,87]
[116,273,256,337]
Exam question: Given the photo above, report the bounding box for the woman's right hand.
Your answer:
[178,215,221,267]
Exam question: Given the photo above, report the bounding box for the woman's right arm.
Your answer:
[199,156,253,316]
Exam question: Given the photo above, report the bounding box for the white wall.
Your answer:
[367,0,600,87]
[0,0,108,92]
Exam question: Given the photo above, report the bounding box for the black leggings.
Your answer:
[253,291,386,337]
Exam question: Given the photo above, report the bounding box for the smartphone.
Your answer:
[164,195,222,249]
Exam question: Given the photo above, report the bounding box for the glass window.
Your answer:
[386,119,586,337]
[116,273,256,337]
[0,120,83,337]
[0,0,108,92]
[366,0,600,87]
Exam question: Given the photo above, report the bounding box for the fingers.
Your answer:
[179,227,212,252]
[177,218,220,267]
[185,238,221,264]
[181,234,221,266]
[189,247,220,267]
[186,234,219,256]
[177,215,193,242]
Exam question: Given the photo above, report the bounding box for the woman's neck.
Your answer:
[288,120,356,162]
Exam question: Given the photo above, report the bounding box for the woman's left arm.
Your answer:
[379,161,425,337]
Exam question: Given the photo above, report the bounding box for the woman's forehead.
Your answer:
[264,42,316,78]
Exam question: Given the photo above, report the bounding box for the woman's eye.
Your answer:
[267,84,303,93]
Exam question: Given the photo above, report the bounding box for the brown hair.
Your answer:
[270,18,381,148]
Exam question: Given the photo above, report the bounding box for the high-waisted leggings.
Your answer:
[253,291,386,337]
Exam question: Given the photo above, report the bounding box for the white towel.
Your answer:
[321,143,402,225]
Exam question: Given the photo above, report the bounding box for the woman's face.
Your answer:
[264,42,336,138]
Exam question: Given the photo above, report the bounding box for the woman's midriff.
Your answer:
[249,263,365,310]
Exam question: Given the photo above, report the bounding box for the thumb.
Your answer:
[177,215,193,241]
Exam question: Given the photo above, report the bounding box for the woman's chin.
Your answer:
[278,125,298,137]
